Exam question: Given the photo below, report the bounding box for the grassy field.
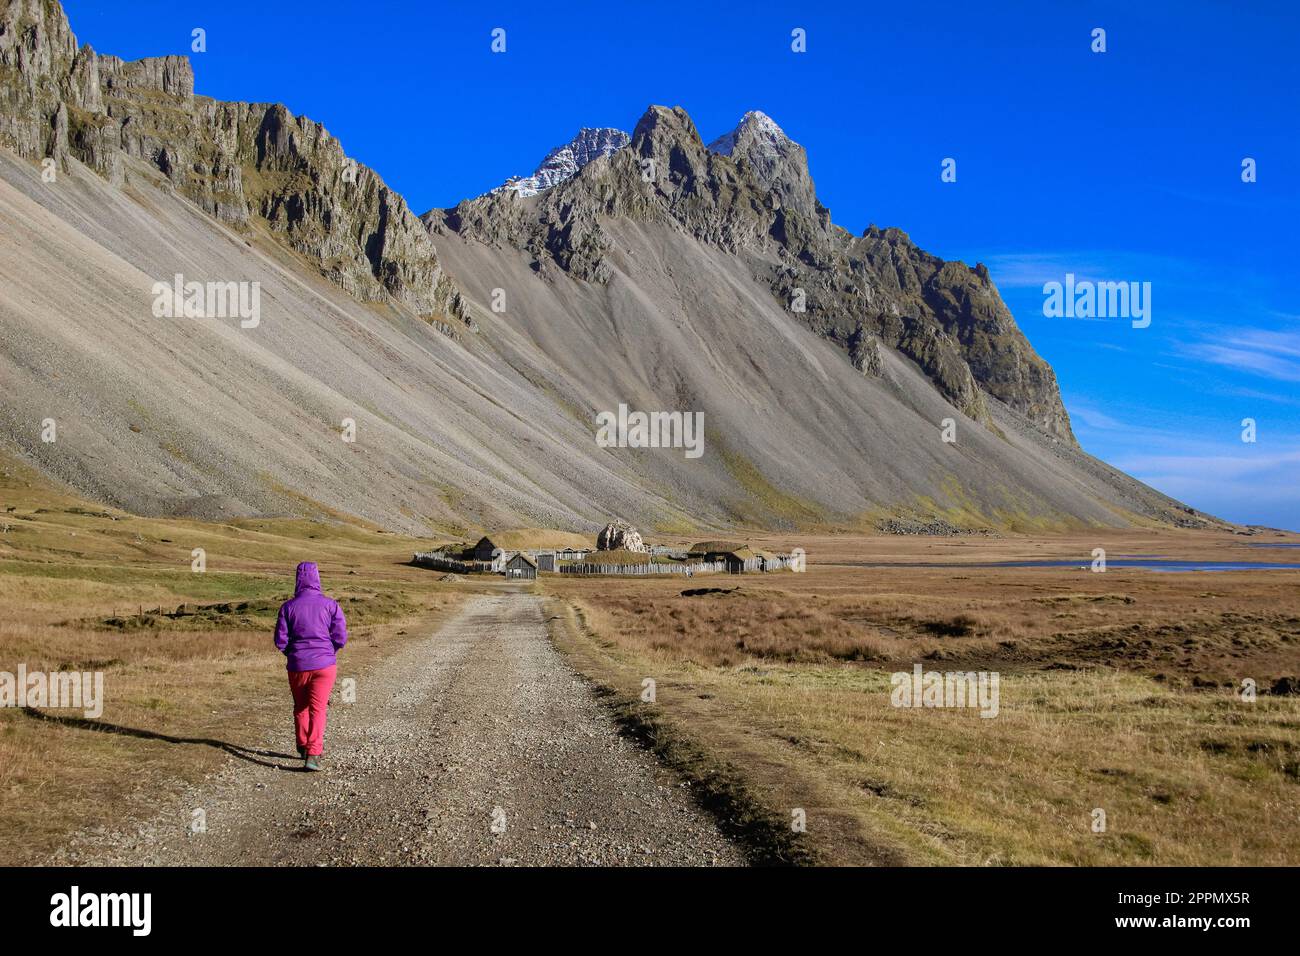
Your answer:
[4,449,1298,867]
[0,457,482,865]
[543,532,1300,866]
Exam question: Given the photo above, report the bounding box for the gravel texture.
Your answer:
[61,593,743,867]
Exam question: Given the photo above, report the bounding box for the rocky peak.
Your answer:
[535,126,628,189]
[631,104,703,148]
[620,104,767,237]
[706,109,783,156]
[494,126,629,197]
[630,104,708,181]
[707,109,821,221]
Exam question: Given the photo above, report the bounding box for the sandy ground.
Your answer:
[56,590,742,867]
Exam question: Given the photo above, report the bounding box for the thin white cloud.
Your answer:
[1118,450,1300,531]
[1063,397,1300,529]
[1223,329,1300,358]
[1214,385,1300,409]
[980,250,1193,291]
[1180,329,1300,382]
[1115,450,1300,482]
[1068,405,1126,430]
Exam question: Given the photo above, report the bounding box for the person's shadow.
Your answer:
[22,707,308,771]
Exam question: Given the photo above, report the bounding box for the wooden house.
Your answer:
[504,553,537,580]
[723,546,757,573]
[688,541,744,563]
[687,540,770,573]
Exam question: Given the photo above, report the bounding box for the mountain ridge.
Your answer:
[0,0,466,324]
[0,0,1223,534]
[435,104,1074,444]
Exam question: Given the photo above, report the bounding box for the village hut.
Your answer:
[687,541,769,573]
[504,553,538,580]
[687,540,745,561]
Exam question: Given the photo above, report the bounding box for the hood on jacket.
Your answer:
[295,561,322,594]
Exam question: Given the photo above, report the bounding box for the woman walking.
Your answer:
[273,562,348,771]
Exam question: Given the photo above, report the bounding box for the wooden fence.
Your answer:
[411,552,499,574]
[415,551,803,577]
[739,554,800,572]
[559,560,728,576]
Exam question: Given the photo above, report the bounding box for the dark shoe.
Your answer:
[297,746,306,758]
[304,755,321,772]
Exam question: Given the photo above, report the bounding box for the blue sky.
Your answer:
[62,0,1300,528]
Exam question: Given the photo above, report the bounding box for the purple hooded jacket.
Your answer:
[274,562,348,672]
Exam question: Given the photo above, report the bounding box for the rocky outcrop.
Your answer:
[434,104,1074,443]
[597,521,645,552]
[0,0,83,160]
[848,324,884,378]
[0,0,465,323]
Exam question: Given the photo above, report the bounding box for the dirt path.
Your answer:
[62,592,744,866]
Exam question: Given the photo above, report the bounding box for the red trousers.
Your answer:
[287,665,336,757]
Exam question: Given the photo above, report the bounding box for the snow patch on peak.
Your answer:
[707,110,791,156]
[491,127,630,198]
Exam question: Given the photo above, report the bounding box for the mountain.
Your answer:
[0,0,464,323]
[492,127,630,198]
[441,105,1073,443]
[0,0,1221,534]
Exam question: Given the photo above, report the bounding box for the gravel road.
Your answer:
[64,592,744,866]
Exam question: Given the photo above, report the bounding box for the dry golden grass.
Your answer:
[543,530,1300,866]
[563,582,884,665]
[548,552,1300,687]
[0,456,484,864]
